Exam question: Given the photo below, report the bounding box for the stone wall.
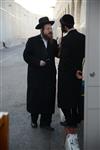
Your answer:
[0,0,40,49]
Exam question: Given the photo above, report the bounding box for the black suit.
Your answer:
[23,34,58,125]
[58,29,85,126]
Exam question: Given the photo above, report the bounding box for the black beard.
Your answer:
[61,27,66,33]
[61,24,67,33]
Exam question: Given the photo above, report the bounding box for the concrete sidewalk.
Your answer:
[0,45,83,150]
[0,45,65,150]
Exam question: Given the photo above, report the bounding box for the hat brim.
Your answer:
[35,21,55,29]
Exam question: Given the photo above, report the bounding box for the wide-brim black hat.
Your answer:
[35,17,55,29]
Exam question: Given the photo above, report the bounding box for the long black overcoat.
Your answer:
[23,35,58,114]
[58,30,85,109]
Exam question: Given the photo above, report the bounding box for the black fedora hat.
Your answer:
[35,17,55,29]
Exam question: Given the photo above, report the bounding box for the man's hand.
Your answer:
[76,70,83,79]
[40,60,46,67]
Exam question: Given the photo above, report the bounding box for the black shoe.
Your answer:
[60,121,68,127]
[60,121,78,128]
[68,124,78,128]
[31,122,38,128]
[40,125,54,131]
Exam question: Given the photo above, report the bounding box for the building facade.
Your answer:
[53,0,86,39]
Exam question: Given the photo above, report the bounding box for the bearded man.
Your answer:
[23,17,58,131]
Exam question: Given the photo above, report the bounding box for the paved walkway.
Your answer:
[0,45,83,150]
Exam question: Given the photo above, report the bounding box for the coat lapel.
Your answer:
[38,35,54,59]
[38,35,46,49]
[38,35,48,59]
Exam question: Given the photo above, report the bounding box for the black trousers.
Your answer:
[61,97,84,126]
[61,104,79,126]
[78,95,84,121]
[31,113,52,126]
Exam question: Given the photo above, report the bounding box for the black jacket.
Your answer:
[58,29,85,109]
[23,34,58,113]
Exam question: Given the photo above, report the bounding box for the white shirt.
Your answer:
[62,28,75,37]
[41,34,48,48]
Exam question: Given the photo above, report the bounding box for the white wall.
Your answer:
[53,0,86,39]
[0,0,40,48]
[84,0,100,149]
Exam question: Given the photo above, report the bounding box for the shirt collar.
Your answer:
[67,28,76,34]
[41,34,47,42]
[41,34,48,48]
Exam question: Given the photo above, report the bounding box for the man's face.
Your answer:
[41,24,53,40]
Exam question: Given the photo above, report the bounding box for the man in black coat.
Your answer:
[58,14,85,128]
[23,17,58,130]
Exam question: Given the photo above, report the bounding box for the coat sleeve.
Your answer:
[53,40,60,58]
[23,38,40,66]
[76,35,85,71]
